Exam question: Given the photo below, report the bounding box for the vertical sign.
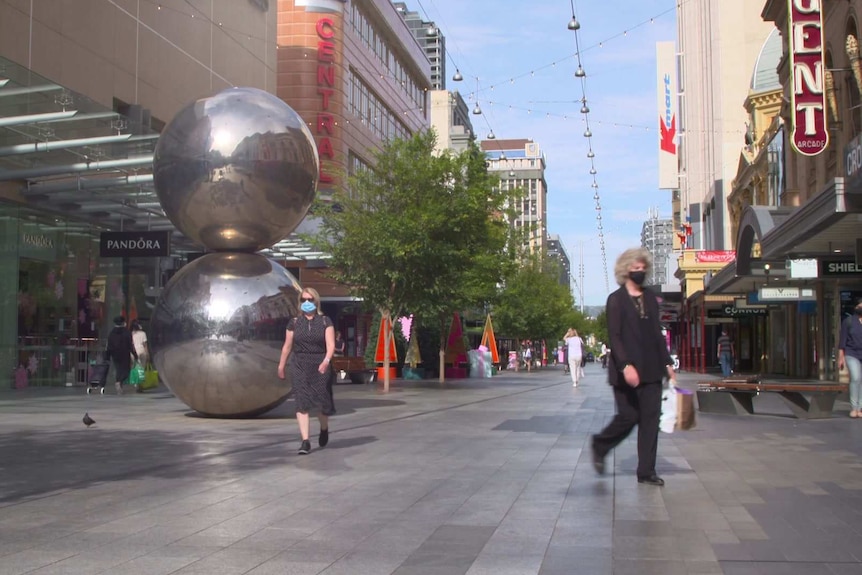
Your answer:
[316,17,336,184]
[787,0,828,156]
[656,42,678,189]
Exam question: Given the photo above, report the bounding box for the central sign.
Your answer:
[316,17,336,185]
[787,0,828,156]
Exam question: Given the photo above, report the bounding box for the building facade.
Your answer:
[546,234,572,293]
[481,138,548,256]
[676,1,774,250]
[0,0,278,386]
[640,210,674,286]
[393,2,445,90]
[429,90,473,154]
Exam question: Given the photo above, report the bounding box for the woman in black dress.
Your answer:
[277,287,335,455]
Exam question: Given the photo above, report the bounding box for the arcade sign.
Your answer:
[787,0,828,156]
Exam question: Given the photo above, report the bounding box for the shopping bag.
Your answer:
[660,385,678,434]
[129,361,145,386]
[141,364,159,391]
[676,387,696,431]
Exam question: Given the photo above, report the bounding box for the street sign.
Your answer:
[758,286,816,301]
[788,258,818,279]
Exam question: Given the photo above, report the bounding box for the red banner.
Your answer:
[695,250,736,263]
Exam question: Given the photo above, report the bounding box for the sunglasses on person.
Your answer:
[300,296,315,302]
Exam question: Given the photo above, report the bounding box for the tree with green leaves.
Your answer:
[308,130,515,388]
[492,255,587,358]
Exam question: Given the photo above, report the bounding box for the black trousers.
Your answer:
[592,380,662,478]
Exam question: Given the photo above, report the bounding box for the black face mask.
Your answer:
[629,271,646,286]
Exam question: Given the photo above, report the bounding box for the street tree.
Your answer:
[308,129,513,388]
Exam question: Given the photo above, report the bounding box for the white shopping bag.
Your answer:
[660,383,678,434]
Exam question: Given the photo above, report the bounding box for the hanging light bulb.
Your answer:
[452,69,463,82]
[583,129,592,137]
[426,24,437,36]
[593,192,600,200]
[500,151,507,160]
[580,104,590,114]
[567,16,580,30]
[575,66,586,78]
[487,131,496,139]
[472,104,482,115]
[590,168,597,175]
[509,170,516,177]
[587,150,595,158]
[591,182,598,188]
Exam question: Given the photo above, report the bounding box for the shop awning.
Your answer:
[706,205,790,295]
[0,56,327,263]
[760,178,862,258]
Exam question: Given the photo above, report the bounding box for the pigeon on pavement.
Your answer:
[83,413,96,427]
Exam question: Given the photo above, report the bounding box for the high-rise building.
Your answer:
[546,235,572,293]
[676,2,773,250]
[640,210,674,286]
[480,139,548,256]
[393,2,446,90]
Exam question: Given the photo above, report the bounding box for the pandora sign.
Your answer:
[788,0,828,156]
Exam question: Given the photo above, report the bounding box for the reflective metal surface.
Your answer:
[153,87,319,252]
[149,252,301,417]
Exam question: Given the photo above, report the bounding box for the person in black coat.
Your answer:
[105,316,138,395]
[591,248,676,486]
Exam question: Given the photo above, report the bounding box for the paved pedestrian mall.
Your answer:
[2,365,862,575]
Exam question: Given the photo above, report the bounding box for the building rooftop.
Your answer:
[750,28,781,93]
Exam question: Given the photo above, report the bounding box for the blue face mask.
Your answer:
[300,301,317,314]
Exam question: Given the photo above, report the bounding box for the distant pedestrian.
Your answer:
[523,341,533,372]
[105,316,138,395]
[592,248,676,487]
[277,288,336,455]
[564,328,584,387]
[131,320,149,367]
[716,328,734,378]
[334,331,346,357]
[838,297,862,418]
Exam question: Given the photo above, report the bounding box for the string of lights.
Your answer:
[568,1,610,293]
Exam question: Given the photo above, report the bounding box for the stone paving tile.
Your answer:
[4,368,862,574]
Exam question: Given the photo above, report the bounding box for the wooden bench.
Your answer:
[697,379,848,419]
[331,357,375,384]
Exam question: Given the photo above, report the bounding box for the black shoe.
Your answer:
[591,441,605,475]
[637,475,665,486]
[298,440,311,455]
[319,428,329,448]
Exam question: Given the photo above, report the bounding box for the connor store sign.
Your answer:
[787,0,828,156]
[100,231,171,258]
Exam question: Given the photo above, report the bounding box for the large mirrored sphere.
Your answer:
[149,252,302,417]
[153,87,319,252]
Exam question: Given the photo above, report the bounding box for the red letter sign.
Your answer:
[788,0,828,156]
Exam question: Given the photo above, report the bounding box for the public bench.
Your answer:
[331,357,376,384]
[697,377,847,419]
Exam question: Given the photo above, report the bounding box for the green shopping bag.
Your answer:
[141,364,160,391]
[129,361,146,386]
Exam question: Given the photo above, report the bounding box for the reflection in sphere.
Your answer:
[149,252,301,417]
[153,87,319,252]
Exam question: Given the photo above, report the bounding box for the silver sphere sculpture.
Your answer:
[149,253,302,417]
[153,87,319,252]
[150,87,318,417]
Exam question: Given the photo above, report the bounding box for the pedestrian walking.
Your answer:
[564,328,584,386]
[716,328,734,378]
[591,248,676,486]
[334,331,346,357]
[105,316,138,395]
[131,320,149,367]
[838,297,862,418]
[277,288,336,455]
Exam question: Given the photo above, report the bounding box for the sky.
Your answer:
[415,0,677,305]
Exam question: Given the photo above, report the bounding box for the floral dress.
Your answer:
[287,314,335,415]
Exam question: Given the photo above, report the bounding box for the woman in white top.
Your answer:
[131,321,149,367]
[565,328,584,387]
